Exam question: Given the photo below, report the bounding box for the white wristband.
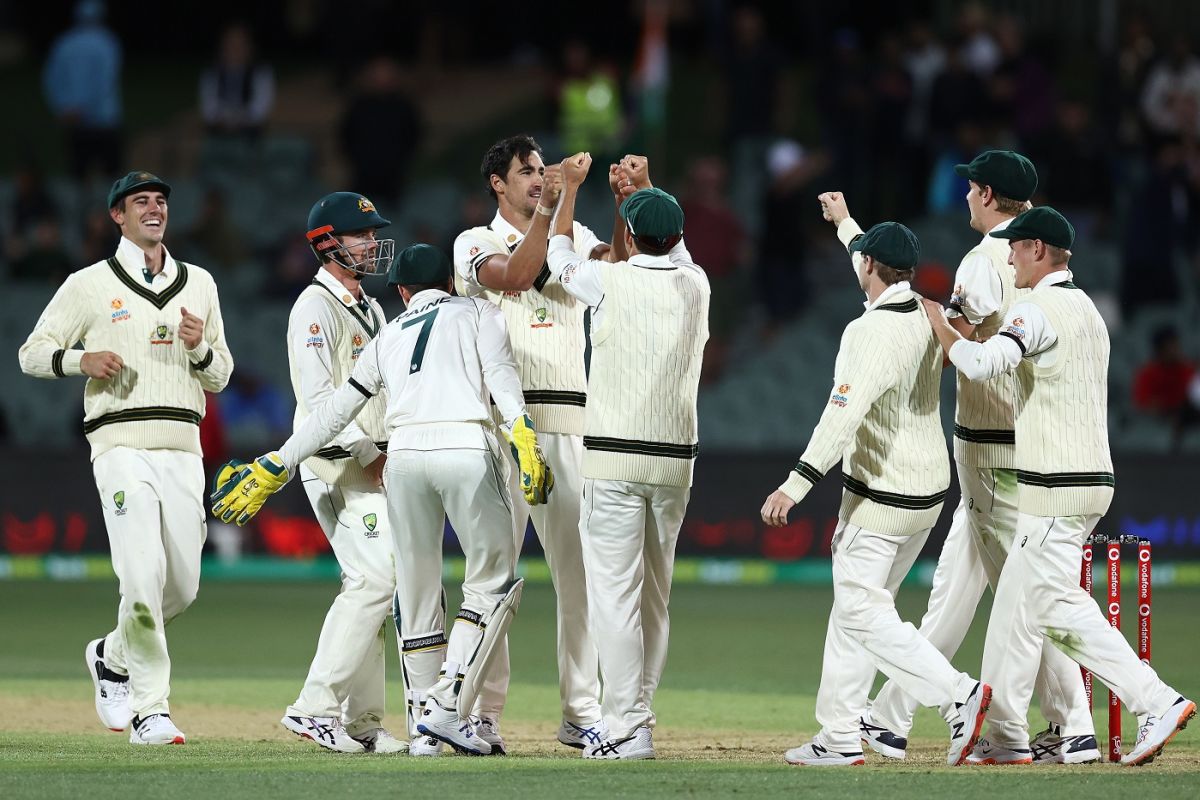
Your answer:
[534,204,553,217]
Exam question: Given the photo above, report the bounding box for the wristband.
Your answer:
[535,204,553,217]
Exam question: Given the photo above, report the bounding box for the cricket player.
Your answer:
[545,155,709,760]
[278,192,405,754]
[19,171,233,745]
[843,151,1096,765]
[452,135,635,751]
[212,243,553,757]
[923,206,1195,767]
[760,210,990,768]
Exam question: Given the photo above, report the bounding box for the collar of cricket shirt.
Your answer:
[1033,269,1074,290]
[983,215,1013,242]
[313,267,372,309]
[629,252,677,270]
[115,235,177,285]
[864,280,913,311]
[490,210,529,251]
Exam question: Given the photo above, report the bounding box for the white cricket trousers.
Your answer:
[94,447,205,717]
[816,520,978,751]
[476,432,602,725]
[871,466,1092,737]
[288,466,395,733]
[387,439,516,731]
[579,478,688,740]
[982,512,1180,750]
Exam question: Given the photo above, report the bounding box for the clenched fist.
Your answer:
[562,152,593,187]
[81,351,124,380]
[179,307,204,349]
[817,191,850,225]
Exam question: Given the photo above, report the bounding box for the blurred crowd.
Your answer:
[6,1,1200,443]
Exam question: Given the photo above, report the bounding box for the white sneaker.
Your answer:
[1029,724,1100,764]
[946,681,992,766]
[859,714,907,760]
[129,714,186,745]
[410,735,444,757]
[476,716,506,755]
[416,698,491,755]
[281,715,366,753]
[784,741,865,766]
[965,737,1033,765]
[1121,696,1196,766]
[558,718,609,750]
[351,727,409,754]
[85,638,132,732]
[582,726,655,760]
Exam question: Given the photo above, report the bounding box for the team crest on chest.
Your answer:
[530,306,553,329]
[149,324,173,345]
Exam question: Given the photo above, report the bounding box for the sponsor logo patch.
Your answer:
[111,298,123,310]
[114,491,127,516]
[531,306,552,328]
[111,308,131,323]
[1004,316,1026,339]
[469,245,480,257]
[561,264,576,284]
[309,323,320,335]
[949,283,966,307]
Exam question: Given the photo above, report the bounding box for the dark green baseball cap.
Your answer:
[306,191,391,238]
[849,221,921,270]
[108,170,171,209]
[954,150,1038,201]
[989,206,1075,250]
[388,243,452,287]
[620,187,684,240]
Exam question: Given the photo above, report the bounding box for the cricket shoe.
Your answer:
[1121,696,1197,766]
[582,726,655,760]
[85,638,132,732]
[417,698,491,755]
[784,741,865,766]
[129,714,186,745]
[281,715,365,753]
[1029,724,1100,764]
[946,681,992,766]
[410,735,444,756]
[558,718,609,750]
[859,713,907,760]
[351,727,409,754]
[965,738,1032,765]
[476,716,506,755]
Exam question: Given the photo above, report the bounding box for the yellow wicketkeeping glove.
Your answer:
[504,414,554,506]
[210,452,290,526]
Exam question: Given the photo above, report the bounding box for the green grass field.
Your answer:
[1,578,1197,798]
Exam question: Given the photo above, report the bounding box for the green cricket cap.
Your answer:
[989,206,1075,250]
[954,150,1038,201]
[107,171,171,209]
[620,187,684,240]
[848,221,921,270]
[387,243,452,287]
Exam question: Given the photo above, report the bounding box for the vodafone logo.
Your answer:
[1139,603,1150,617]
[1108,602,1121,616]
[1082,549,1093,562]
[1139,549,1151,562]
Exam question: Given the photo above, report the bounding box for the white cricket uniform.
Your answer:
[775,224,978,753]
[18,236,233,717]
[868,218,1092,740]
[454,212,604,725]
[547,234,709,741]
[284,268,395,734]
[948,270,1181,750]
[275,289,526,735]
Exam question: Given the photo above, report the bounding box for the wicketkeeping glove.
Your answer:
[504,414,554,506]
[210,452,290,526]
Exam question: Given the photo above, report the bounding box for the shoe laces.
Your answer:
[1135,716,1156,746]
[110,681,131,702]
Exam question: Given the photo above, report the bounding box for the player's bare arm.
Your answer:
[554,152,593,241]
[922,297,965,357]
[605,154,653,263]
[477,164,564,291]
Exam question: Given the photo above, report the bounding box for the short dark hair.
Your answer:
[481,135,543,199]
[870,259,915,286]
[401,279,453,295]
[632,233,681,257]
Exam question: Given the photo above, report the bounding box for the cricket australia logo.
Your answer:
[114,491,127,516]
[149,324,173,345]
[363,513,379,538]
[531,306,552,329]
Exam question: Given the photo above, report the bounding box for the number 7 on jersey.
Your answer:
[401,308,439,373]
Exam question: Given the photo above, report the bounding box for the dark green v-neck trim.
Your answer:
[1055,281,1080,289]
[311,279,382,338]
[107,257,189,309]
